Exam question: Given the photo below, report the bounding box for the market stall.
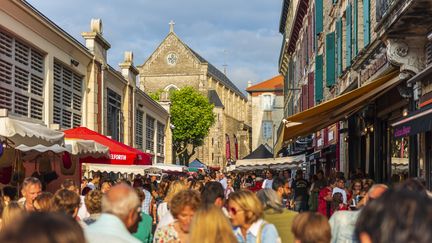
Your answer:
[229,154,305,172]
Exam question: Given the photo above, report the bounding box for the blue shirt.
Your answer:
[233,219,280,243]
[85,213,141,243]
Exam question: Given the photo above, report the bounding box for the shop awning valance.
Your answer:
[64,127,151,165]
[0,117,64,146]
[391,104,432,138]
[65,138,109,158]
[231,154,305,171]
[275,70,400,153]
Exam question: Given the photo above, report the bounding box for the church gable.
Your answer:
[140,32,204,75]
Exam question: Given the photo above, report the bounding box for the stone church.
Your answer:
[138,24,251,167]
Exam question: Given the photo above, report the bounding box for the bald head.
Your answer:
[102,183,139,219]
[368,184,388,200]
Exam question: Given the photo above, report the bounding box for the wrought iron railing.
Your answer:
[376,0,398,22]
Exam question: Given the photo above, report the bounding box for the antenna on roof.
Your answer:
[223,49,228,76]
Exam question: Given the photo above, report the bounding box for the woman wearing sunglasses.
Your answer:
[228,190,280,243]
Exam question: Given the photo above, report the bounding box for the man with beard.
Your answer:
[254,178,297,242]
[272,177,291,208]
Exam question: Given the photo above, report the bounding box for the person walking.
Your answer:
[291,170,309,212]
[291,212,331,243]
[154,189,201,243]
[189,205,237,243]
[257,189,297,243]
[228,190,280,243]
[85,183,142,243]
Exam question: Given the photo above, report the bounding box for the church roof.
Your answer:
[246,75,284,93]
[208,90,224,108]
[186,47,247,100]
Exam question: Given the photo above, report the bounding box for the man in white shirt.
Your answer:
[262,170,274,189]
[85,183,141,243]
[332,178,347,204]
[219,172,228,190]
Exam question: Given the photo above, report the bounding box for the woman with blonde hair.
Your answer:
[228,190,280,243]
[189,205,237,243]
[156,180,187,225]
[291,212,331,243]
[1,201,25,230]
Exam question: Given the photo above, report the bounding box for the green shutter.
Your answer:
[315,55,323,102]
[336,18,343,76]
[363,0,370,47]
[315,0,323,35]
[326,32,336,87]
[354,0,358,55]
[346,4,352,66]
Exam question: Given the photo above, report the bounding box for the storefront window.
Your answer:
[391,136,409,183]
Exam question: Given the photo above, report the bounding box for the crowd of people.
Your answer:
[0,168,431,243]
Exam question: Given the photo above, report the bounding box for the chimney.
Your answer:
[119,51,139,88]
[81,19,111,64]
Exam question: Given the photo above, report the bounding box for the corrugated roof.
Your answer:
[246,75,284,93]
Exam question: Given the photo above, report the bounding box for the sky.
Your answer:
[27,0,283,93]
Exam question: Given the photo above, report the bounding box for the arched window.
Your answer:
[164,84,179,97]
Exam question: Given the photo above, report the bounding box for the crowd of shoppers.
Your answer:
[0,168,431,243]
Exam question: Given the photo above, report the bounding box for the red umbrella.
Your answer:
[64,127,152,165]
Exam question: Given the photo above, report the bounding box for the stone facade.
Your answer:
[139,29,251,166]
[0,2,170,164]
[278,0,432,183]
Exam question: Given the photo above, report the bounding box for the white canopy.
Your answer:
[0,117,64,146]
[82,163,187,176]
[232,154,305,171]
[15,144,69,153]
[65,139,109,158]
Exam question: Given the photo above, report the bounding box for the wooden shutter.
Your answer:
[354,0,359,56]
[363,0,370,47]
[326,32,336,87]
[315,55,324,102]
[315,0,323,35]
[346,4,352,67]
[302,85,308,111]
[308,72,315,108]
[336,18,343,76]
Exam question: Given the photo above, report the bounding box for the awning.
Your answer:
[64,138,109,158]
[232,154,305,171]
[15,144,69,153]
[82,163,187,175]
[0,117,64,146]
[64,127,151,165]
[275,70,400,152]
[391,104,432,138]
[189,159,207,170]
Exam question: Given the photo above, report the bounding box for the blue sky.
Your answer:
[27,0,283,93]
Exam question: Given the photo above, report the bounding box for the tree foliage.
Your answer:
[170,87,215,165]
[148,89,163,101]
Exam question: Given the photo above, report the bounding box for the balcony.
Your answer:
[376,0,432,38]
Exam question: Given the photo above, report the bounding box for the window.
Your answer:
[53,61,83,128]
[135,110,144,149]
[146,115,155,152]
[157,122,164,155]
[0,29,44,120]
[261,94,273,111]
[262,121,273,140]
[107,88,122,142]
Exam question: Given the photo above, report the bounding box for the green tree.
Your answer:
[170,87,215,165]
[148,89,163,101]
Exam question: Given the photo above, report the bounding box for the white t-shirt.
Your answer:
[262,179,274,189]
[332,187,348,204]
[157,202,169,221]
